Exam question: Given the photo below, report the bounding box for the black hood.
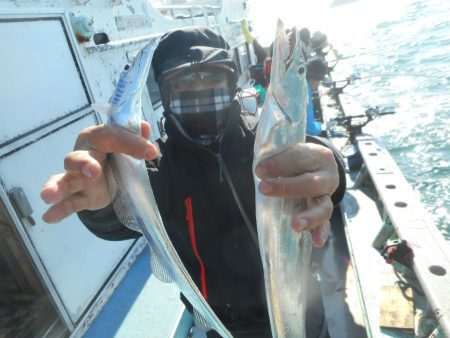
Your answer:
[152,26,237,82]
[153,26,240,145]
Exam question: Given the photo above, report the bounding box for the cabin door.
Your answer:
[0,14,135,337]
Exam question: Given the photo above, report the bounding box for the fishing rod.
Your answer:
[327,46,403,63]
[330,107,396,145]
[323,72,449,89]
[350,72,449,81]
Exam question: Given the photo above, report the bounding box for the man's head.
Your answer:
[310,31,329,53]
[299,27,311,47]
[152,27,238,143]
[306,57,328,83]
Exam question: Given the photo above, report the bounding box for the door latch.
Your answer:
[8,187,35,226]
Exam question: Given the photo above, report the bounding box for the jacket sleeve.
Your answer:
[78,203,141,241]
[306,135,346,207]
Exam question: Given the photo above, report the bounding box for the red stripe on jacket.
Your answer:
[184,197,208,299]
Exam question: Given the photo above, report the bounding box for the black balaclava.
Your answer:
[152,27,238,144]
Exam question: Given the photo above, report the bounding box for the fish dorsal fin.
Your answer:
[149,246,173,283]
[106,158,174,287]
[270,19,289,113]
[193,308,214,331]
[106,163,142,233]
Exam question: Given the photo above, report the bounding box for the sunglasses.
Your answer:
[164,68,230,91]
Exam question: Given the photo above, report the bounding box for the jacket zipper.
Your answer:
[216,153,259,247]
[201,132,259,246]
[184,197,208,299]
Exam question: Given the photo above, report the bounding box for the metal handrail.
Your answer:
[357,135,450,337]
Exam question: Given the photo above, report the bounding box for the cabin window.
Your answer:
[146,67,161,105]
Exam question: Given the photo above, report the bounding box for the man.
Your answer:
[306,56,329,135]
[299,27,312,61]
[41,27,345,337]
[307,56,329,128]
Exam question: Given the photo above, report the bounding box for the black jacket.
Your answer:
[78,99,346,322]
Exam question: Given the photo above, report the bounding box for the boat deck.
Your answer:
[84,245,190,338]
[320,84,450,337]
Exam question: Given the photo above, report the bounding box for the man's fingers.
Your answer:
[63,150,104,178]
[75,124,158,160]
[67,122,157,176]
[255,142,339,199]
[40,172,89,204]
[42,193,90,224]
[255,143,335,179]
[141,121,151,140]
[311,222,331,248]
[41,174,65,204]
[41,168,111,223]
[291,195,333,232]
[258,172,335,198]
[40,123,154,224]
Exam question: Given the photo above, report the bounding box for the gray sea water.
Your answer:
[250,0,450,238]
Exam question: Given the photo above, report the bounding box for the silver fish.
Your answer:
[104,40,232,337]
[253,20,312,337]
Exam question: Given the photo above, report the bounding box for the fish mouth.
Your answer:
[285,27,297,71]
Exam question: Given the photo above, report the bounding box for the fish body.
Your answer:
[104,40,232,337]
[253,20,312,337]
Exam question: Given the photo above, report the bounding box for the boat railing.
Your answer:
[357,135,450,337]
[333,92,450,337]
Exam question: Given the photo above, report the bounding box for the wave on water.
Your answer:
[328,0,450,238]
[249,0,450,237]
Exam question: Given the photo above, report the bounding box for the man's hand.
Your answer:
[40,122,158,223]
[254,142,339,247]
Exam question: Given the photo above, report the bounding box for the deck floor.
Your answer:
[83,246,185,338]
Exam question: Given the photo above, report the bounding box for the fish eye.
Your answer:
[298,66,305,75]
[124,64,130,71]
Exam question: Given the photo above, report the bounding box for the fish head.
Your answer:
[270,20,308,124]
[109,39,159,132]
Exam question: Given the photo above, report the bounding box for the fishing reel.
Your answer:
[322,77,351,97]
[331,106,395,144]
[329,107,395,171]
